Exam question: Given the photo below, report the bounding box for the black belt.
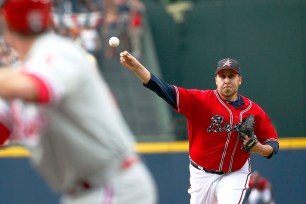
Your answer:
[190,160,225,175]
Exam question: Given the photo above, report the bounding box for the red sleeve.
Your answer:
[0,122,10,145]
[176,87,209,119]
[255,107,278,144]
[23,73,50,104]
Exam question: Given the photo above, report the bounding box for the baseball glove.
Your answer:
[238,114,258,153]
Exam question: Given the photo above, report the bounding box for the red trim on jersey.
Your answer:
[0,122,10,145]
[239,170,252,204]
[103,184,114,204]
[121,155,139,170]
[23,73,50,103]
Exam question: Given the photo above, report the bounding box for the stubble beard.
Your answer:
[221,88,237,101]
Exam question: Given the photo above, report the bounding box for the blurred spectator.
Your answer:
[130,0,145,15]
[69,26,82,45]
[115,0,131,51]
[82,0,102,12]
[53,0,103,14]
[52,0,104,67]
[52,0,147,61]
[103,9,120,58]
[80,25,102,63]
[129,0,145,59]
[63,0,73,14]
[0,38,18,66]
[246,171,275,204]
[55,26,70,37]
[61,26,99,74]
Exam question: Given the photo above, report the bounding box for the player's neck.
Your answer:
[218,91,239,102]
[225,95,238,102]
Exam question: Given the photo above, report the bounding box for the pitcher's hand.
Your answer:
[120,51,142,72]
[120,51,151,84]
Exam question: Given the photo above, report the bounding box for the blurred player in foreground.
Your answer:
[246,171,275,204]
[120,51,279,204]
[0,0,157,203]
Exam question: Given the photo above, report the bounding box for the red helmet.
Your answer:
[1,0,52,34]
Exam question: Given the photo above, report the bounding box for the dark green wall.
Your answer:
[144,0,306,137]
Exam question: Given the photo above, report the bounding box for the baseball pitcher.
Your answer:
[120,51,279,204]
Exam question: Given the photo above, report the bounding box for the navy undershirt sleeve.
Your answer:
[263,141,279,159]
[143,73,246,109]
[143,74,177,109]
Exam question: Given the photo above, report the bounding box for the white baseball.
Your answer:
[109,37,120,47]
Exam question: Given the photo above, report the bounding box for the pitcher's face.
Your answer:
[215,70,242,101]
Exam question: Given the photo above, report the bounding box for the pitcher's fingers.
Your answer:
[120,57,126,64]
[120,51,128,61]
[120,50,129,57]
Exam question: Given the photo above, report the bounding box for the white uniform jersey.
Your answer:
[2,32,136,192]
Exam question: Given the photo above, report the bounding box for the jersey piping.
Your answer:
[229,101,252,171]
[239,159,252,204]
[213,90,253,172]
[214,90,233,171]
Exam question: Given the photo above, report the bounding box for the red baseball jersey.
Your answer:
[174,88,278,172]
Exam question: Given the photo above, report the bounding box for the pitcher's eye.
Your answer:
[228,74,235,79]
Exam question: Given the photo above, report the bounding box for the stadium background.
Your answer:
[0,0,305,203]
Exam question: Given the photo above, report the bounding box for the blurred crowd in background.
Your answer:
[0,0,145,69]
[0,37,18,66]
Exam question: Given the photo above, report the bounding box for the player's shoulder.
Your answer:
[30,32,75,57]
[240,95,267,115]
[177,87,213,97]
[177,87,213,93]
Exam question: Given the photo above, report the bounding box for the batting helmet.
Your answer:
[0,0,52,34]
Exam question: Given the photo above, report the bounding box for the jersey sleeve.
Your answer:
[143,74,177,109]
[257,110,278,143]
[21,53,87,105]
[22,73,50,103]
[255,107,279,156]
[175,87,209,119]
